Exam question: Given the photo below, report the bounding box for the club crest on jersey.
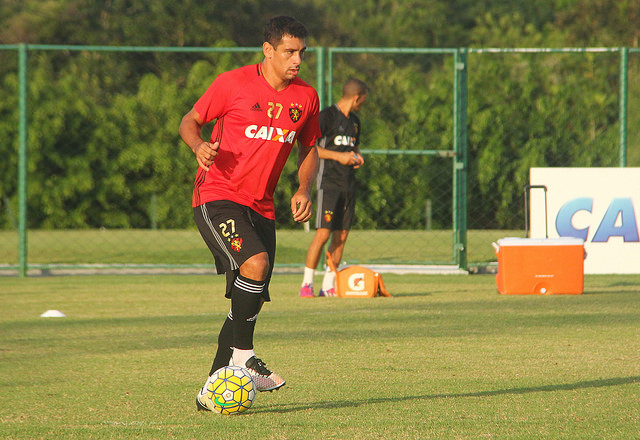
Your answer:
[230,237,243,252]
[289,103,303,122]
[324,210,334,223]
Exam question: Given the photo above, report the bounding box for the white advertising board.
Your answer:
[529,168,640,274]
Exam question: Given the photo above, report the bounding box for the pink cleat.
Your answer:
[299,283,314,298]
[318,288,336,297]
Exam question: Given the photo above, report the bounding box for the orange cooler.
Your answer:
[493,237,585,295]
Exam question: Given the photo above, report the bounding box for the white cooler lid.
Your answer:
[497,237,584,246]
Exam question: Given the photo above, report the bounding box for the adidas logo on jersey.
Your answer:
[251,102,262,112]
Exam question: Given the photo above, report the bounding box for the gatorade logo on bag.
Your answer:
[342,268,375,297]
[348,273,365,291]
[325,252,391,298]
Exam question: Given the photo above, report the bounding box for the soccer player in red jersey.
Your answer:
[180,16,320,409]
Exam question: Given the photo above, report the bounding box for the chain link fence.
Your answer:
[1,45,638,275]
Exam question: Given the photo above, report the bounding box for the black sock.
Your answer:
[231,275,265,350]
[209,312,233,376]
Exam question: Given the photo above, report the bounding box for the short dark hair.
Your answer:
[343,78,368,98]
[264,16,308,47]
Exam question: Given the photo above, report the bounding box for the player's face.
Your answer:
[269,35,306,81]
[353,94,367,111]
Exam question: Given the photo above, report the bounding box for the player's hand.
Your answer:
[338,151,362,168]
[352,152,364,169]
[194,141,219,171]
[291,190,313,223]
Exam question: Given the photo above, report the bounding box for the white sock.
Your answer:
[322,266,336,291]
[302,266,315,286]
[232,348,255,367]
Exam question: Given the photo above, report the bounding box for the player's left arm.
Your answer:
[291,142,318,223]
[352,117,364,169]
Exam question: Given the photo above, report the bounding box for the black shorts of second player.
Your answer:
[193,200,275,301]
[315,189,356,231]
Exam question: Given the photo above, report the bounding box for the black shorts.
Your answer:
[315,189,356,231]
[194,201,275,301]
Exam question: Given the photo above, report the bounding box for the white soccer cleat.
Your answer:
[196,383,213,411]
[238,356,286,392]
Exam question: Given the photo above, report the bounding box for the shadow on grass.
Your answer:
[582,289,640,295]
[387,292,432,297]
[254,376,640,414]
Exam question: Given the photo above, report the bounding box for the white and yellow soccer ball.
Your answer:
[204,366,256,414]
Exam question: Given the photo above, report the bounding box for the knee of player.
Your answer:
[332,230,350,243]
[240,253,270,280]
[314,228,331,242]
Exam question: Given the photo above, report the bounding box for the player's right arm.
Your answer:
[179,108,219,171]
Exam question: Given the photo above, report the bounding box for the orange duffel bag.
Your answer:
[325,252,391,298]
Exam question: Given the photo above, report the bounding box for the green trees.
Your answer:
[1,0,638,231]
[465,13,623,229]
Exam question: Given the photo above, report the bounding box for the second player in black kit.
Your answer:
[317,104,361,194]
[315,103,361,234]
[300,78,368,297]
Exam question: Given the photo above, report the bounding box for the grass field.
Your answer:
[1,273,638,439]
[0,228,521,268]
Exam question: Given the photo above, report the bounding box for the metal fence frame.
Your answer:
[1,44,637,276]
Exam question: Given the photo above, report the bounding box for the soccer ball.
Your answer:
[204,366,256,414]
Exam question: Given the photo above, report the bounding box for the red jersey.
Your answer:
[192,64,321,219]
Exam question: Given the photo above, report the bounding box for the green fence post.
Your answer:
[453,48,468,270]
[619,47,628,167]
[18,43,28,278]
[327,48,334,106]
[316,46,326,109]
[150,193,158,230]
